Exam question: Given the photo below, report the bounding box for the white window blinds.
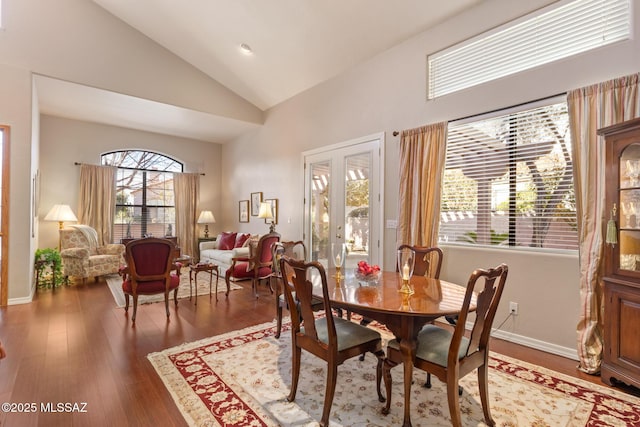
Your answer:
[439,101,577,251]
[428,0,631,99]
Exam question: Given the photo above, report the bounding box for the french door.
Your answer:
[304,134,383,271]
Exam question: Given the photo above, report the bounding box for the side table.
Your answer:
[189,262,220,304]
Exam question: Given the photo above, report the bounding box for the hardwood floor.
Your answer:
[0,277,632,426]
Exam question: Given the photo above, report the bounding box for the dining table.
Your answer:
[311,267,475,427]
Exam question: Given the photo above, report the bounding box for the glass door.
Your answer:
[304,135,382,271]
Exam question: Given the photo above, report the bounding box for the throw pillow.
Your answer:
[234,233,251,248]
[243,234,260,247]
[218,232,237,250]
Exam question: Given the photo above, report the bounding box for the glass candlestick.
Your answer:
[397,247,415,295]
[332,243,346,280]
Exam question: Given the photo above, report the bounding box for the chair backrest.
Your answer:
[280,256,338,348]
[60,225,100,254]
[272,241,306,275]
[396,245,443,278]
[125,238,175,282]
[251,232,281,266]
[451,263,508,360]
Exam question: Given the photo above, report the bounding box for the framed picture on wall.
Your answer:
[264,198,278,225]
[250,192,262,216]
[239,200,249,223]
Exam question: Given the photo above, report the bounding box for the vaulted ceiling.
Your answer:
[38,1,487,142]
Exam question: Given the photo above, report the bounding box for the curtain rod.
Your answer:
[391,92,566,137]
[74,162,205,176]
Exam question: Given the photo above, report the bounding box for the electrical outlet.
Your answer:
[509,301,519,316]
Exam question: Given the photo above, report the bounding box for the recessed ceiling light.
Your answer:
[239,43,253,55]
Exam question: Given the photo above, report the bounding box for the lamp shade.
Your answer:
[197,210,216,224]
[257,202,273,219]
[45,204,78,222]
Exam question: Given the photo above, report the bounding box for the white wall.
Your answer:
[38,115,222,251]
[221,0,640,354]
[0,0,262,125]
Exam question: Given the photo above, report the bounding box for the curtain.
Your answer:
[174,173,200,262]
[77,164,117,246]
[397,122,448,248]
[568,73,640,374]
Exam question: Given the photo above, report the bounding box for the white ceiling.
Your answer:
[38,1,484,143]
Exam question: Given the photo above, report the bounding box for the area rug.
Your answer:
[147,319,640,426]
[105,271,242,308]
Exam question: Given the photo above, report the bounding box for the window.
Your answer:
[439,100,577,251]
[102,151,183,243]
[428,0,631,99]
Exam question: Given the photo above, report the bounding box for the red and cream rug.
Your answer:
[147,320,640,426]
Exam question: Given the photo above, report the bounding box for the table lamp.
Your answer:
[45,204,78,250]
[258,202,275,233]
[197,210,216,238]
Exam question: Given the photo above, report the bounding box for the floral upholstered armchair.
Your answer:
[59,225,125,284]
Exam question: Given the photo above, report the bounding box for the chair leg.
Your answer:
[275,304,283,338]
[446,375,463,427]
[288,346,301,402]
[132,294,139,322]
[374,349,386,402]
[124,293,130,313]
[424,373,432,388]
[381,358,397,415]
[478,364,495,426]
[173,288,179,306]
[320,363,338,427]
[164,291,170,317]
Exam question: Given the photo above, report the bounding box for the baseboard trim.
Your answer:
[435,317,579,361]
[490,328,579,361]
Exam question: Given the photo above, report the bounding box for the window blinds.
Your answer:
[439,101,577,250]
[428,0,631,99]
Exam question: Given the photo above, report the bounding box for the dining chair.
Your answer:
[279,256,386,427]
[396,245,447,387]
[121,237,181,323]
[272,241,324,338]
[382,263,509,427]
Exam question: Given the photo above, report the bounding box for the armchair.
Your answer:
[225,232,280,298]
[59,225,125,285]
[121,237,181,323]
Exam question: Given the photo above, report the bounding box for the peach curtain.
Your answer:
[173,173,200,261]
[568,73,640,374]
[77,164,117,245]
[397,122,448,247]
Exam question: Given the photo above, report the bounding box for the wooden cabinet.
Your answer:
[600,117,640,389]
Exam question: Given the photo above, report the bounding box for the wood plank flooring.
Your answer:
[0,277,633,426]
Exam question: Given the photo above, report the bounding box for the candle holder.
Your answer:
[332,243,346,280]
[397,247,415,295]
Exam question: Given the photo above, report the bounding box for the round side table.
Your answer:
[189,263,219,304]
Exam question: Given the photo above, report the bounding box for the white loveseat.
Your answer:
[199,232,252,278]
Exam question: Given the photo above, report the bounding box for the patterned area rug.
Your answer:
[147,320,640,426]
[105,271,242,308]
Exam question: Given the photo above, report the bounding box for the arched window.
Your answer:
[102,150,183,242]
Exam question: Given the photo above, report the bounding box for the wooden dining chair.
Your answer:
[396,244,443,278]
[382,263,508,427]
[272,241,323,338]
[280,256,386,427]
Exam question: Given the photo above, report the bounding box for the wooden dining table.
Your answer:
[311,268,475,427]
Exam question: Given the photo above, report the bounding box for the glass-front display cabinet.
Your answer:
[600,117,640,390]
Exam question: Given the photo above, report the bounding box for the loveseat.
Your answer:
[199,232,253,279]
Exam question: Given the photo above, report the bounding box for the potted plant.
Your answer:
[34,248,65,289]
